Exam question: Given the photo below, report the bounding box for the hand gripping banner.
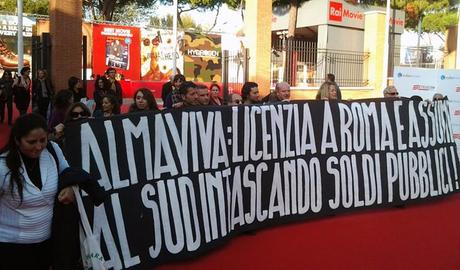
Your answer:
[65,99,460,270]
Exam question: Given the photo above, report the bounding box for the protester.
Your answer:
[325,73,342,100]
[383,85,399,98]
[241,82,260,104]
[0,71,14,125]
[51,102,91,149]
[0,113,74,270]
[93,76,113,111]
[32,69,54,120]
[209,83,223,105]
[228,93,243,105]
[164,74,185,109]
[106,67,123,105]
[179,81,199,107]
[262,81,290,103]
[129,88,159,113]
[196,84,210,106]
[433,93,444,101]
[12,66,32,116]
[93,94,120,118]
[317,81,338,100]
[68,76,86,102]
[161,74,175,104]
[48,89,74,131]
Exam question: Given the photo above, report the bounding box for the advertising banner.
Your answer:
[182,32,222,82]
[141,28,183,81]
[92,23,140,80]
[0,15,35,73]
[394,67,460,159]
[65,99,460,269]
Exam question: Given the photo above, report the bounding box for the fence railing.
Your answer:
[271,39,369,87]
[222,49,249,100]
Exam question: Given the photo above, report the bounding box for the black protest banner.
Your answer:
[65,99,460,270]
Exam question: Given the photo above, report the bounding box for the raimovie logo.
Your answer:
[329,1,342,22]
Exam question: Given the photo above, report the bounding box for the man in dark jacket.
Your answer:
[32,69,54,120]
[106,67,123,105]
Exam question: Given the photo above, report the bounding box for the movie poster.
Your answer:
[182,32,222,82]
[141,28,183,81]
[92,23,140,80]
[0,15,35,74]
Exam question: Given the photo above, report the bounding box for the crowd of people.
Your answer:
[0,67,448,269]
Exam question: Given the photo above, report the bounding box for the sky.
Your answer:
[151,3,244,34]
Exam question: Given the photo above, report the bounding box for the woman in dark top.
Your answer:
[0,71,14,125]
[129,88,159,113]
[48,89,74,132]
[93,94,120,118]
[209,83,223,106]
[93,76,114,111]
[12,67,32,115]
[67,76,86,102]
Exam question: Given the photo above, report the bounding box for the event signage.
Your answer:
[182,32,222,82]
[0,15,35,72]
[65,99,460,269]
[394,67,460,158]
[92,23,141,80]
[141,29,184,81]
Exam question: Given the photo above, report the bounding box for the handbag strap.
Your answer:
[72,186,94,238]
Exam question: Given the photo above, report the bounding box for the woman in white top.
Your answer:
[0,113,74,270]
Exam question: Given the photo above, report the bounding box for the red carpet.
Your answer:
[2,108,460,270]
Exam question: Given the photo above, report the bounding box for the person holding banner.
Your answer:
[383,85,399,98]
[0,113,74,270]
[93,94,120,118]
[241,81,260,104]
[317,82,339,100]
[262,82,290,103]
[179,81,199,108]
[129,88,159,113]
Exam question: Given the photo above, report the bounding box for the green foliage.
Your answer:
[0,0,49,15]
[395,0,458,33]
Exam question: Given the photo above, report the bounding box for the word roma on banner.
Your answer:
[64,99,460,270]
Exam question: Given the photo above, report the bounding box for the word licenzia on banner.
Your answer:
[65,99,460,270]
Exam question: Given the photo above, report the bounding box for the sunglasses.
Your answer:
[387,92,398,96]
[71,111,89,118]
[234,100,242,104]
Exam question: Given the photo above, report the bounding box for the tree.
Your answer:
[159,0,241,28]
[400,0,458,34]
[0,0,49,15]
[83,0,158,21]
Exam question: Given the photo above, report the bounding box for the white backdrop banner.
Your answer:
[394,67,460,159]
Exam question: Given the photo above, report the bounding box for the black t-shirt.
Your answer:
[21,154,42,190]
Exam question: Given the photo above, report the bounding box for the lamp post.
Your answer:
[381,0,391,91]
[172,0,178,76]
[17,0,24,72]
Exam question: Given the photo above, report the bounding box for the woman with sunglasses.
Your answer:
[93,94,120,118]
[209,83,223,106]
[129,88,159,113]
[50,103,91,148]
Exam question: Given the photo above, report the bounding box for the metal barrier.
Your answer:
[222,48,249,101]
[271,39,369,87]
